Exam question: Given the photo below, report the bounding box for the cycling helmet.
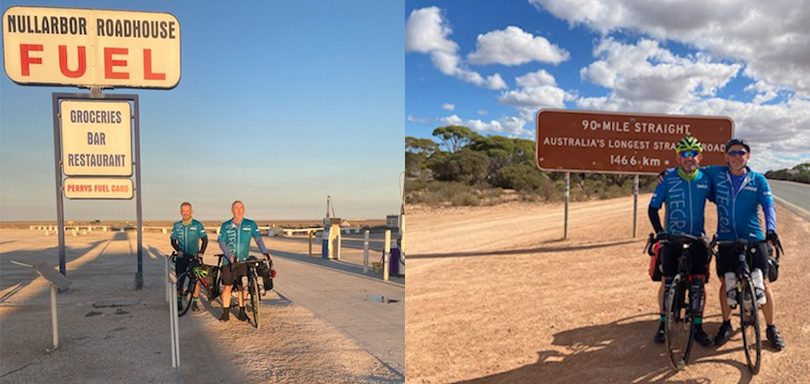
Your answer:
[674,135,703,153]
[724,138,750,153]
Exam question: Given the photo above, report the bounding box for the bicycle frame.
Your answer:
[661,233,707,370]
[712,238,763,374]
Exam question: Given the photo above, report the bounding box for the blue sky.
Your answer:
[1,0,404,221]
[406,0,810,171]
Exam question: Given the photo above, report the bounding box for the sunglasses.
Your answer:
[727,150,748,157]
[679,150,699,158]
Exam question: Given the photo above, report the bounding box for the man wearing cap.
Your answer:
[649,135,714,346]
[703,139,785,350]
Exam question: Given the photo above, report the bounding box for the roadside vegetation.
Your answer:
[406,125,658,206]
[765,163,810,184]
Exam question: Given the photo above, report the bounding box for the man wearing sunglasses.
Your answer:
[648,135,714,346]
[704,139,784,350]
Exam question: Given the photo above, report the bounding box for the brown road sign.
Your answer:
[536,109,734,174]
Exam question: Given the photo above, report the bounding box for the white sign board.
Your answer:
[3,6,181,88]
[61,99,132,176]
[64,177,133,199]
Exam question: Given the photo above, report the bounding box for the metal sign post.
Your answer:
[633,174,639,238]
[564,172,570,240]
[51,93,143,288]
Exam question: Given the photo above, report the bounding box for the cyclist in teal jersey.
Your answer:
[648,136,713,346]
[702,139,784,350]
[170,202,208,312]
[217,200,271,322]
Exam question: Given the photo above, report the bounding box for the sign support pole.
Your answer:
[633,174,639,238]
[564,172,570,240]
[51,94,67,278]
[133,95,143,289]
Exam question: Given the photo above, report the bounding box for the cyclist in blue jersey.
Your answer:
[170,202,208,312]
[217,200,271,322]
[649,136,713,346]
[703,139,784,350]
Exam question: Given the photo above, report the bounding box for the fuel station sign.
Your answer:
[3,6,180,88]
[60,99,132,176]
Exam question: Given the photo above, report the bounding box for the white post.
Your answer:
[50,285,58,351]
[383,230,391,281]
[363,230,370,273]
[169,272,179,368]
[399,204,406,276]
[164,256,170,303]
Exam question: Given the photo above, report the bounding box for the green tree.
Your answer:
[430,149,490,185]
[432,125,481,153]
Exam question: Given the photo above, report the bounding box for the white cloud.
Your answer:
[499,69,568,109]
[439,114,531,137]
[406,7,507,90]
[467,26,569,66]
[442,103,455,111]
[530,0,810,97]
[578,38,741,113]
[477,110,488,116]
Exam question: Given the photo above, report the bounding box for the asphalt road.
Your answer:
[769,179,810,220]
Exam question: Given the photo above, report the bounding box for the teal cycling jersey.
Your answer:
[217,218,269,264]
[649,168,713,237]
[703,165,775,241]
[170,219,207,255]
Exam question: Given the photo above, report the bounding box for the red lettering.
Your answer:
[59,45,87,78]
[104,47,129,79]
[20,44,44,76]
[143,49,166,80]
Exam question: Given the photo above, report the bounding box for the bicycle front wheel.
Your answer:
[739,278,761,374]
[665,273,693,370]
[250,277,260,329]
[176,272,195,317]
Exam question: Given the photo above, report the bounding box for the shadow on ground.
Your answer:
[457,314,758,384]
[409,239,639,259]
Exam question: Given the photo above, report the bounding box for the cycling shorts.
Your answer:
[220,262,248,286]
[660,239,709,278]
[716,241,769,278]
[175,255,192,276]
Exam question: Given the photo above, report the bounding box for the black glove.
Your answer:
[766,231,781,248]
[655,232,668,242]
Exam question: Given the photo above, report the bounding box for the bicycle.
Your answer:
[216,255,273,329]
[711,238,765,375]
[661,233,710,370]
[238,256,273,329]
[173,252,225,317]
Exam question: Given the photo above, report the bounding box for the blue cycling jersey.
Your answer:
[217,218,269,264]
[649,168,713,237]
[703,165,776,241]
[170,219,207,255]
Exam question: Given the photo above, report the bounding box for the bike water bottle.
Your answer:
[724,272,738,308]
[751,269,767,305]
[241,276,249,289]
